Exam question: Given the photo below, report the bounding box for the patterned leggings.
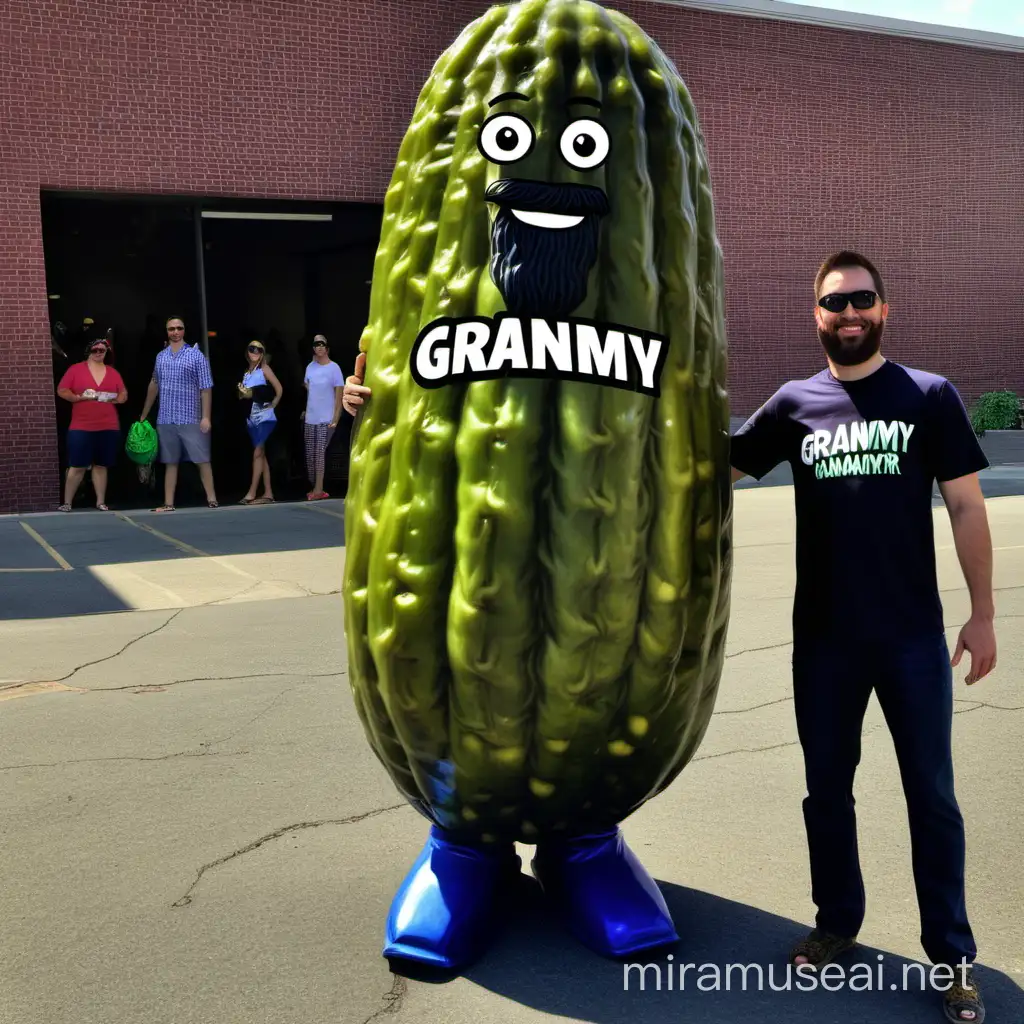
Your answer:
[304,422,334,482]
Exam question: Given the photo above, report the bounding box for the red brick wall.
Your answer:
[2,0,1021,512]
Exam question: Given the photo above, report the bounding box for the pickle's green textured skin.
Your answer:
[343,0,732,843]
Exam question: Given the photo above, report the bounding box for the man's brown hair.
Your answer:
[814,250,887,303]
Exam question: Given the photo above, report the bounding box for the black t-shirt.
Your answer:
[730,360,988,641]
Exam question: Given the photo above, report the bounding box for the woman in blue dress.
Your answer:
[237,340,283,504]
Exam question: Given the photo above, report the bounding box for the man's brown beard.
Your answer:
[817,319,884,367]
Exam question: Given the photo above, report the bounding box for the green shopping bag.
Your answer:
[125,420,159,475]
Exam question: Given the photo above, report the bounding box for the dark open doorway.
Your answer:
[42,195,200,509]
[200,202,381,499]
[40,191,381,508]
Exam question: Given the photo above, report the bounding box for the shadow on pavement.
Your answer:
[0,501,346,621]
[3,567,134,620]
[449,878,1023,1024]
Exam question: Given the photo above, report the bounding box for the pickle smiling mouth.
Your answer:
[510,209,585,229]
[485,178,610,318]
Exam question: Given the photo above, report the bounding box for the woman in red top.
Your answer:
[56,336,128,511]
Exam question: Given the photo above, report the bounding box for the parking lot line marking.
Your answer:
[113,512,257,583]
[114,512,209,558]
[302,503,345,522]
[19,522,73,570]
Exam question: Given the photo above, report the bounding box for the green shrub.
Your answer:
[969,390,1022,435]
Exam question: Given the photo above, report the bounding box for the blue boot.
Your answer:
[384,825,521,970]
[531,827,678,959]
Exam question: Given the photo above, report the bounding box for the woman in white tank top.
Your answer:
[237,340,283,504]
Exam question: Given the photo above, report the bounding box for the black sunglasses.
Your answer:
[818,290,878,313]
[167,326,184,331]
[89,346,106,354]
[248,345,264,353]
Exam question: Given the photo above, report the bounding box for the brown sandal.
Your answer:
[789,928,857,969]
[943,966,985,1023]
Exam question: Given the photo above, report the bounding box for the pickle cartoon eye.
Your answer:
[478,113,536,163]
[560,118,610,170]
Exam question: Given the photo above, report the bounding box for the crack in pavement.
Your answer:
[363,974,407,1023]
[205,578,272,605]
[721,609,1022,669]
[942,583,1024,596]
[714,695,793,716]
[725,641,792,660]
[98,669,349,693]
[692,740,801,763]
[0,749,250,772]
[0,608,184,692]
[0,570,347,693]
[954,700,1024,714]
[199,682,303,748]
[693,723,889,764]
[710,688,1024,720]
[171,802,409,908]
[203,578,339,604]
[200,576,342,604]
[0,581,306,691]
[261,580,342,599]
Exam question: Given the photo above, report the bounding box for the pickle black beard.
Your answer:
[486,178,610,319]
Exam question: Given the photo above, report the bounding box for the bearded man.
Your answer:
[729,250,996,1024]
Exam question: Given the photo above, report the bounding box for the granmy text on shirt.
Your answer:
[801,418,916,479]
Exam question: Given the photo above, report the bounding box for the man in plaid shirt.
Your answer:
[139,316,219,510]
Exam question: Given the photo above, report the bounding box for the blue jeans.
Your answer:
[792,631,975,966]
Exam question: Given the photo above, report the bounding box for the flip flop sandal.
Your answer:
[208,500,219,508]
[943,969,985,1023]
[58,503,72,512]
[239,498,256,505]
[153,505,175,512]
[96,504,109,511]
[789,929,857,969]
[254,497,275,504]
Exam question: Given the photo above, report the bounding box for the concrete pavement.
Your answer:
[1,486,1022,1024]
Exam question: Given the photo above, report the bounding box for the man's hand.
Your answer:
[951,613,997,685]
[200,417,211,434]
[342,352,371,416]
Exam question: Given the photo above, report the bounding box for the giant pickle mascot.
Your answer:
[343,0,733,970]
